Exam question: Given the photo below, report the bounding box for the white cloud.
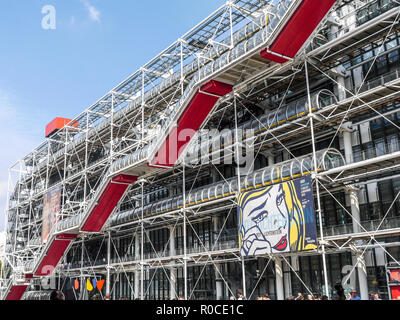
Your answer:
[81,0,101,23]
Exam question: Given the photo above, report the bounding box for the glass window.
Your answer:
[357,8,368,26]
[351,56,362,66]
[379,180,394,203]
[368,3,380,19]
[388,135,399,153]
[363,50,373,60]
[385,37,397,50]
[375,138,386,156]
[388,50,399,65]
[376,55,389,74]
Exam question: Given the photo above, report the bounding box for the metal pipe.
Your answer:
[320,151,400,177]
[183,162,188,300]
[234,95,247,299]
[306,60,330,298]
[106,231,111,295]
[140,182,144,300]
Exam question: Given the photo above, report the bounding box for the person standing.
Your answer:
[369,292,375,300]
[50,290,65,301]
[349,289,361,300]
[295,292,304,300]
[237,289,246,300]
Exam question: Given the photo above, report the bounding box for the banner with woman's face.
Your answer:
[238,176,317,256]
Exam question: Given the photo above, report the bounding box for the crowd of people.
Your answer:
[230,288,390,301]
[285,293,329,300]
[49,287,396,300]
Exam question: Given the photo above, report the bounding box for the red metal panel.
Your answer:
[35,234,77,276]
[112,174,138,184]
[260,0,336,62]
[389,268,400,299]
[389,268,400,282]
[81,175,137,232]
[201,80,233,96]
[392,286,400,300]
[151,80,233,167]
[5,285,28,301]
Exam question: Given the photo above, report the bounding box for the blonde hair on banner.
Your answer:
[238,187,272,249]
[284,181,317,252]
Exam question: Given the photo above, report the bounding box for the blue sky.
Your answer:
[0,0,227,231]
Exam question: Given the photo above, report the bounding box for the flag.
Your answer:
[92,278,97,290]
[87,279,94,291]
[97,279,105,291]
[74,279,79,290]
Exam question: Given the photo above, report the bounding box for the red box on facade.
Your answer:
[45,117,79,138]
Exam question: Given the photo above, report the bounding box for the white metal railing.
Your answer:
[15,0,294,203]
[147,0,299,161]
[110,66,400,175]
[17,1,278,184]
[311,0,400,49]
[345,137,400,165]
[64,214,400,269]
[323,216,400,237]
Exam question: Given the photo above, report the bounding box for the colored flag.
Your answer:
[74,279,79,290]
[92,278,97,290]
[97,279,105,291]
[87,279,94,292]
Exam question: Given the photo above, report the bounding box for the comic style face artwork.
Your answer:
[238,177,317,257]
[42,185,61,244]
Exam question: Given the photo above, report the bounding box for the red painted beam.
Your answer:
[5,285,29,301]
[81,175,138,232]
[261,0,336,63]
[201,80,233,96]
[112,174,138,184]
[151,80,233,167]
[35,234,78,276]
